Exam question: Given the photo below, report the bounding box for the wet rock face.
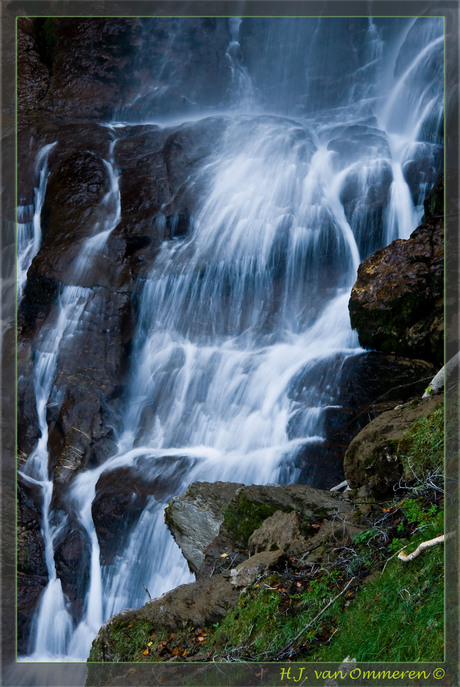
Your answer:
[17,17,232,123]
[92,455,198,566]
[348,175,444,365]
[32,18,143,120]
[284,352,436,489]
[53,523,91,621]
[17,478,48,655]
[17,18,51,118]
[17,115,231,483]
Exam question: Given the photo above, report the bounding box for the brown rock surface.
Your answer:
[248,511,308,556]
[343,395,443,497]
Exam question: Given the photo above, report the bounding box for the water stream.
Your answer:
[18,17,443,661]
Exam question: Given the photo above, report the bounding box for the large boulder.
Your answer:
[343,394,443,497]
[348,176,444,365]
[165,481,353,577]
[164,482,243,576]
[88,572,240,663]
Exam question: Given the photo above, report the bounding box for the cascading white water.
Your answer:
[19,17,444,662]
[17,142,57,301]
[225,17,257,109]
[19,136,122,661]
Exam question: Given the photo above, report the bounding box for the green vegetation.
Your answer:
[222,493,290,546]
[210,498,445,663]
[89,618,154,662]
[206,569,346,660]
[311,508,444,662]
[397,405,444,483]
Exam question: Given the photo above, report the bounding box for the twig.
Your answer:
[142,583,152,600]
[275,576,356,659]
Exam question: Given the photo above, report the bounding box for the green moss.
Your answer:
[397,405,444,481]
[222,494,289,546]
[88,618,155,662]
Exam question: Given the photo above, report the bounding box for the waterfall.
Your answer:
[225,17,257,109]
[17,142,57,301]
[18,17,444,662]
[19,135,122,661]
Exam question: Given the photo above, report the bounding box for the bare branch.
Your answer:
[398,532,454,562]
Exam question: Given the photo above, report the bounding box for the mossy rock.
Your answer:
[344,395,443,496]
[223,493,291,547]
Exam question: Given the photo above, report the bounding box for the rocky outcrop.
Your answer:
[165,481,355,578]
[89,480,362,663]
[343,394,443,497]
[89,573,240,663]
[348,175,444,365]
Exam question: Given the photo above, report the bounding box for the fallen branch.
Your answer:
[398,532,453,562]
[275,576,356,659]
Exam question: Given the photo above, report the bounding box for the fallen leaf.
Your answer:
[171,647,181,655]
[142,649,149,655]
[220,553,229,558]
[197,636,206,642]
[147,641,153,646]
